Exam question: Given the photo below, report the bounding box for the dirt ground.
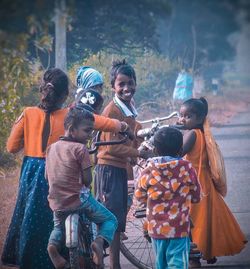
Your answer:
[0,88,250,269]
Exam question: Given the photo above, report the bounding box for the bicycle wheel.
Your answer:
[120,199,155,269]
[68,247,80,269]
[68,217,95,269]
[79,219,96,269]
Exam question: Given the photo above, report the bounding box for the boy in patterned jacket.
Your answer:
[135,127,201,269]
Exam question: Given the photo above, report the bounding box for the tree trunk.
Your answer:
[54,0,67,71]
[191,24,197,74]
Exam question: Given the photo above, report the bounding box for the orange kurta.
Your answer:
[185,129,246,260]
[7,107,122,157]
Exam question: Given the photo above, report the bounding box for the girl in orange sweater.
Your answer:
[1,68,131,269]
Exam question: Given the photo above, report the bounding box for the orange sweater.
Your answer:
[7,107,122,157]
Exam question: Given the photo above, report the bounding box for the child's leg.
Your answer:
[151,238,168,269]
[109,231,121,269]
[82,193,118,245]
[47,211,68,269]
[189,218,201,268]
[167,237,190,269]
[121,191,133,241]
[81,194,118,266]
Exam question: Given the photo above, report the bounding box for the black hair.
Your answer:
[153,127,183,157]
[39,68,69,111]
[64,106,94,131]
[43,68,69,97]
[182,97,208,123]
[110,59,136,88]
[75,88,104,113]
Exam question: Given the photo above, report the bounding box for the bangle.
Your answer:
[121,122,129,132]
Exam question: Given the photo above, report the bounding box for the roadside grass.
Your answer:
[0,170,19,269]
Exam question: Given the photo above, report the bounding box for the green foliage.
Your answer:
[67,0,170,63]
[0,31,42,168]
[68,49,179,112]
[160,0,240,70]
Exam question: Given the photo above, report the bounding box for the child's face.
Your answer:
[179,105,202,130]
[113,73,136,103]
[70,121,94,144]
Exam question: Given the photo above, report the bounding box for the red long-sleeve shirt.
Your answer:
[135,158,201,239]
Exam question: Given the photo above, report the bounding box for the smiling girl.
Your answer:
[94,59,149,269]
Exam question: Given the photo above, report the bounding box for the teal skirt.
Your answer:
[1,156,54,269]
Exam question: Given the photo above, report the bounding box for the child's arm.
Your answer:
[102,130,140,157]
[182,129,197,155]
[77,146,92,187]
[134,172,150,207]
[189,166,202,203]
[80,167,92,188]
[6,111,25,153]
[94,114,128,133]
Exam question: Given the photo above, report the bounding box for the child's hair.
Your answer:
[153,127,183,157]
[42,68,69,97]
[183,97,208,122]
[64,106,94,131]
[39,68,69,110]
[110,59,136,87]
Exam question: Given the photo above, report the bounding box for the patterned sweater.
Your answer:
[135,157,201,239]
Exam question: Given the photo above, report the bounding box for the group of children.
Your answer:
[1,60,247,269]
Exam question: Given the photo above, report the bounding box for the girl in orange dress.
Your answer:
[1,67,132,269]
[179,97,247,267]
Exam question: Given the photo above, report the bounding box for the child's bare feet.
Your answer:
[189,257,201,268]
[47,244,67,269]
[120,232,128,241]
[91,237,104,268]
[207,257,217,264]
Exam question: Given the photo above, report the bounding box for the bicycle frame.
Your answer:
[137,112,184,152]
[65,214,80,249]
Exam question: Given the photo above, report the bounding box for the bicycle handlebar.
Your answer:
[137,124,185,138]
[88,131,129,154]
[138,111,179,124]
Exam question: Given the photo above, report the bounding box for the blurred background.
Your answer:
[0,0,250,168]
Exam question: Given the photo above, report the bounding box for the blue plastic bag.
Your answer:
[173,72,193,101]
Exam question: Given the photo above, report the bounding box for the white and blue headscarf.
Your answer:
[76,66,103,88]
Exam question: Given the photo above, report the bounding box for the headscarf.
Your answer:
[76,66,103,88]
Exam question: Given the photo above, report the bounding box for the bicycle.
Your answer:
[120,112,202,269]
[63,132,129,269]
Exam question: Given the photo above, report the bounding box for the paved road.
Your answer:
[104,109,250,268]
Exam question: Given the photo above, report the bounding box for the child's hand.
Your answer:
[138,149,153,159]
[120,122,135,140]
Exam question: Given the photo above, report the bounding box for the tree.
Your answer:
[158,0,241,70]
[54,0,67,71]
[66,0,170,62]
[0,0,171,67]
[0,31,42,167]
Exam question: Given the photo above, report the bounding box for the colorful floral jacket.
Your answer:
[135,157,201,239]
